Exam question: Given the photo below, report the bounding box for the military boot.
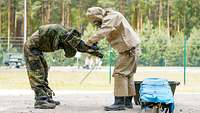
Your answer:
[48,97,61,105]
[104,96,125,111]
[34,96,56,109]
[125,96,133,109]
[45,87,61,105]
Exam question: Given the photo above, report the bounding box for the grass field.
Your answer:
[0,66,200,92]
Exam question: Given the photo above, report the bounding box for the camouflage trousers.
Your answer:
[24,45,54,99]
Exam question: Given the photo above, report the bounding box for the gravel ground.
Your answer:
[0,90,200,113]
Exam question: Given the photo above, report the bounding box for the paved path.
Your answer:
[0,90,200,113]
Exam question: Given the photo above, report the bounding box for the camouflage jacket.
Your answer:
[25,24,69,52]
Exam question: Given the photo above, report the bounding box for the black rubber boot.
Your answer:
[48,97,61,105]
[45,87,61,105]
[104,96,125,111]
[125,96,133,109]
[34,96,56,109]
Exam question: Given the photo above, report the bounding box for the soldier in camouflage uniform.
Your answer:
[24,24,103,109]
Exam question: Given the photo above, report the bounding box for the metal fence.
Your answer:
[0,37,24,51]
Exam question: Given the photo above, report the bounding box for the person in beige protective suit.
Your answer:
[86,7,141,111]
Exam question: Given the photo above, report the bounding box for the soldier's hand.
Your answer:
[76,40,98,52]
[76,40,103,58]
[90,42,99,50]
[76,40,90,52]
[88,50,104,59]
[87,43,103,58]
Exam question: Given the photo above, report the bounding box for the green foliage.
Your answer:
[31,0,42,32]
[97,0,118,8]
[0,45,4,64]
[139,23,200,67]
[165,33,184,66]
[1,0,200,66]
[139,23,170,66]
[82,23,97,40]
[188,28,200,66]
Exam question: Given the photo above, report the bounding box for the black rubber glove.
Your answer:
[76,40,103,58]
[90,42,99,50]
[88,50,104,59]
[76,40,89,52]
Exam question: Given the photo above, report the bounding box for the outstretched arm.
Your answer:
[76,40,103,59]
[86,15,119,46]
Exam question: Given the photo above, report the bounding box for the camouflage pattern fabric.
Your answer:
[26,24,81,53]
[24,24,80,98]
[24,24,103,99]
[24,45,52,97]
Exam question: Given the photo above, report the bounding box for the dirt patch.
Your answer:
[0,91,199,113]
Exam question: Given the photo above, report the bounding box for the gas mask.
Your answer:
[93,20,102,28]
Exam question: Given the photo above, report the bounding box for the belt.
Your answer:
[120,47,136,55]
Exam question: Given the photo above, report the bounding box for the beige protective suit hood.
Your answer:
[86,7,105,23]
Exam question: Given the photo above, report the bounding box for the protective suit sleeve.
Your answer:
[86,14,120,46]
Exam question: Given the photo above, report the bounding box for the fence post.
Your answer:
[183,35,187,85]
[109,44,112,84]
[24,0,27,44]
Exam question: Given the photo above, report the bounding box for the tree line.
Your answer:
[0,0,200,66]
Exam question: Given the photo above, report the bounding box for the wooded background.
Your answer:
[0,0,200,66]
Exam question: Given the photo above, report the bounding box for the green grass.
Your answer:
[0,67,200,92]
[0,68,114,90]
